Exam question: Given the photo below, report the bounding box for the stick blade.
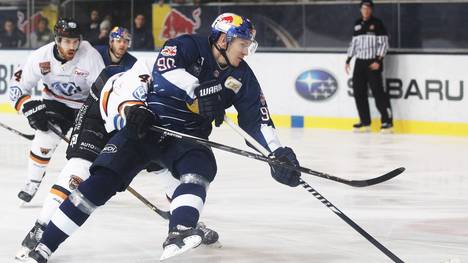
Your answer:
[349,167,405,187]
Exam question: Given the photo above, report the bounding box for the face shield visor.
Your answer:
[230,28,257,57]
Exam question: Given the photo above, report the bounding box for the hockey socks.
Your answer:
[169,182,206,229]
[41,198,90,252]
[161,178,208,260]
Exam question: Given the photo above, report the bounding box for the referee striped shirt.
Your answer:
[346,16,388,63]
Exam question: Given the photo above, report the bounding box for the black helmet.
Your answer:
[54,18,81,39]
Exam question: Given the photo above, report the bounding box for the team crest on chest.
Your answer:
[39,62,51,75]
[224,76,242,93]
[369,24,375,31]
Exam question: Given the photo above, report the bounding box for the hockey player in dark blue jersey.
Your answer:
[26,13,301,262]
[95,26,137,71]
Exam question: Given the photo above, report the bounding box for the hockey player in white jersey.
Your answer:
[8,18,105,203]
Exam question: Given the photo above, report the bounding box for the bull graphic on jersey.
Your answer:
[51,82,82,96]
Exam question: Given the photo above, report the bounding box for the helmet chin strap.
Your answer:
[213,43,233,68]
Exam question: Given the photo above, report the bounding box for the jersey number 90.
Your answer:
[157,57,175,71]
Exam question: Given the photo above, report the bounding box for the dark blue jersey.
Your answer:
[95,45,137,71]
[149,34,280,152]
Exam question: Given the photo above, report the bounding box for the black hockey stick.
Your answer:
[0,121,35,140]
[126,186,170,219]
[298,179,404,262]
[149,124,404,187]
[223,116,405,263]
[46,122,171,220]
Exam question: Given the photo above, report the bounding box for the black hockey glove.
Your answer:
[123,104,158,140]
[194,80,225,127]
[269,147,301,187]
[22,100,48,131]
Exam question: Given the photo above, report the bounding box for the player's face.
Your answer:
[110,38,130,59]
[226,38,251,67]
[58,37,80,60]
[360,5,372,20]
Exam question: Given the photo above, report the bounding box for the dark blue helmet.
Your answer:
[210,13,256,43]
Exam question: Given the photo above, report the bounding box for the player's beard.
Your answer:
[110,46,125,59]
[58,46,76,61]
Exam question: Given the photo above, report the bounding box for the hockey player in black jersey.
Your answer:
[26,13,301,262]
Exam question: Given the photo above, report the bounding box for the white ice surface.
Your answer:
[0,113,467,263]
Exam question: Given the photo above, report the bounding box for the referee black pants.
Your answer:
[352,59,392,125]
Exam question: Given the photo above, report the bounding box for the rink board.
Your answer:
[0,50,467,136]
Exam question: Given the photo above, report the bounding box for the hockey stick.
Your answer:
[223,116,405,263]
[149,124,404,187]
[126,186,170,219]
[46,122,171,220]
[0,121,35,140]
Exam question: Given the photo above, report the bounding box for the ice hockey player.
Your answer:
[94,26,137,71]
[16,57,218,260]
[14,26,137,260]
[25,13,300,262]
[9,18,105,204]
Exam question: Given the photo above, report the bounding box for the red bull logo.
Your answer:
[218,14,243,27]
[161,8,201,40]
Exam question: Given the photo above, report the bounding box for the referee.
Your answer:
[345,0,393,133]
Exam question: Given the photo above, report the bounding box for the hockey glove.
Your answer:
[22,100,48,131]
[192,80,225,127]
[123,104,158,140]
[269,147,301,187]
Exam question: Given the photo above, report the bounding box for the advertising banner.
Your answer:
[0,50,466,135]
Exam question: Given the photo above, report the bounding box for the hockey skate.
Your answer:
[160,225,204,261]
[18,180,41,203]
[15,222,46,261]
[380,122,394,134]
[197,222,221,247]
[24,243,51,263]
[352,122,371,133]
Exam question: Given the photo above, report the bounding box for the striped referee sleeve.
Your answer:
[346,37,357,63]
[376,35,389,57]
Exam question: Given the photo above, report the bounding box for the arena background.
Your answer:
[0,0,467,136]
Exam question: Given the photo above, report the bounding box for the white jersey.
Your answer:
[100,57,156,133]
[9,41,105,111]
